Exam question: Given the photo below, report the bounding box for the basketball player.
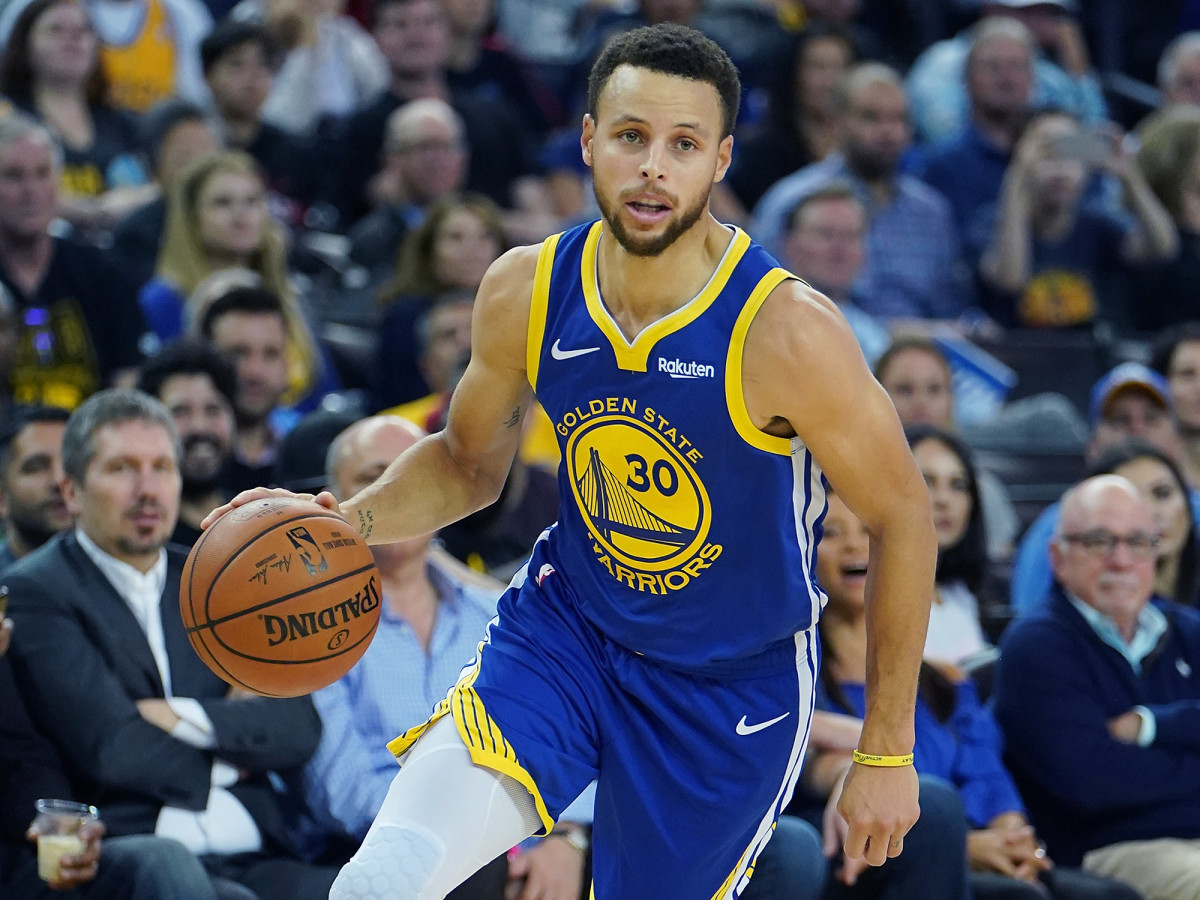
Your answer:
[205,24,936,899]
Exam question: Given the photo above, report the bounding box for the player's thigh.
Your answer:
[461,568,610,820]
[592,629,819,899]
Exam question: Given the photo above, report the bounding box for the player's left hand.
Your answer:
[505,833,586,900]
[200,488,342,530]
[837,762,919,868]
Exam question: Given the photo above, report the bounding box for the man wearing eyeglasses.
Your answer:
[994,473,1200,900]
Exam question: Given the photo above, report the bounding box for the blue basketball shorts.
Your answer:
[389,537,819,899]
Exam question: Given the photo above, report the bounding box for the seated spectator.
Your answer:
[240,0,388,136]
[917,17,1035,237]
[975,108,1177,330]
[442,0,564,136]
[136,339,237,547]
[907,424,995,666]
[292,415,578,897]
[110,99,220,290]
[139,151,291,343]
[370,192,505,409]
[271,405,361,493]
[1088,438,1200,608]
[197,286,305,494]
[752,63,967,321]
[778,182,888,365]
[0,0,213,114]
[4,389,337,899]
[382,289,472,429]
[875,336,1019,559]
[200,20,325,230]
[0,616,247,899]
[994,474,1200,899]
[905,0,1106,144]
[1134,106,1200,331]
[1155,31,1200,110]
[0,113,148,409]
[815,485,1139,900]
[724,25,856,217]
[1152,323,1200,486]
[348,98,469,283]
[0,404,70,571]
[335,0,531,226]
[0,0,154,240]
[1010,362,1197,614]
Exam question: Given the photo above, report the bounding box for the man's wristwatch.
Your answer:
[549,825,591,855]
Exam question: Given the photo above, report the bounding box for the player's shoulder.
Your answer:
[476,241,545,312]
[756,278,849,344]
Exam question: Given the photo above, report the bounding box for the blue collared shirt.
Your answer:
[751,154,967,320]
[296,554,502,847]
[1066,592,1168,745]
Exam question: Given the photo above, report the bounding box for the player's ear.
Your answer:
[581,115,595,168]
[713,134,734,184]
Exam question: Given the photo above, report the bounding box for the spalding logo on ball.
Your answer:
[181,497,382,697]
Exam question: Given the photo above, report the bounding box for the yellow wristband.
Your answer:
[852,749,914,767]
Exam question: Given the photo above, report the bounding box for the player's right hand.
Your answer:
[200,488,342,530]
[836,761,919,869]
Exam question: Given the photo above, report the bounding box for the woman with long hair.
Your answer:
[907,423,993,666]
[143,149,334,406]
[722,24,856,216]
[814,487,1140,900]
[0,0,153,235]
[371,192,506,409]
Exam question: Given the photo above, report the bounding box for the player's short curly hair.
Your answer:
[586,23,741,138]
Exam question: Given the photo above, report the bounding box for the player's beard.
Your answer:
[594,181,711,258]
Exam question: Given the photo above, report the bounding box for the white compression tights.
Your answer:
[328,716,544,899]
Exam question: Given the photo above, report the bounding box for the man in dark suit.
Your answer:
[0,613,247,898]
[4,388,337,899]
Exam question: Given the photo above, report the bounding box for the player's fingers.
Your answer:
[838,852,871,886]
[886,834,904,858]
[841,817,870,862]
[312,490,341,512]
[863,828,891,867]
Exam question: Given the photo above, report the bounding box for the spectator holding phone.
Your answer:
[974,108,1177,330]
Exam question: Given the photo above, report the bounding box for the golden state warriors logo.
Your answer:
[558,397,723,594]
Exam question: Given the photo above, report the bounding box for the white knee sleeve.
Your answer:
[329,716,543,900]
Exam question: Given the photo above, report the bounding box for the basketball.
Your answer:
[181,497,381,698]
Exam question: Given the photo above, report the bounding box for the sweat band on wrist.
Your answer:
[852,749,914,767]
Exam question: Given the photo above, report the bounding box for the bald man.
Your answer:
[291,416,593,900]
[995,475,1200,900]
[348,99,469,279]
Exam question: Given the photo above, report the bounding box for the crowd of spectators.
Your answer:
[2,0,1200,898]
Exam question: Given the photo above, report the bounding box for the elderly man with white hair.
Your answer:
[995,474,1200,900]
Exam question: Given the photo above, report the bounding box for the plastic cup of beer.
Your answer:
[33,799,98,882]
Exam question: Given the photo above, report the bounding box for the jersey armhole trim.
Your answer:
[526,231,562,392]
[725,268,796,456]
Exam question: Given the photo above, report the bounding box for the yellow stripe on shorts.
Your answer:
[387,657,556,837]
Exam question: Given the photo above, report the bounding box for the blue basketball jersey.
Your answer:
[528,221,828,671]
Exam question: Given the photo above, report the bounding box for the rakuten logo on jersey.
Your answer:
[658,357,715,379]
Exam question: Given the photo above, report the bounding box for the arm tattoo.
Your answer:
[357,509,374,540]
[505,405,521,428]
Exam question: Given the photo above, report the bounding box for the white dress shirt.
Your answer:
[76,528,262,854]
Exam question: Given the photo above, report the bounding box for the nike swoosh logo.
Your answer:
[550,339,600,361]
[736,712,790,736]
